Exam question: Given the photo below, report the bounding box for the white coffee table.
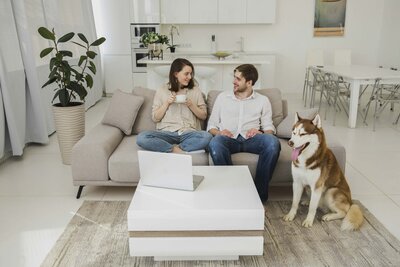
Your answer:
[127,165,264,261]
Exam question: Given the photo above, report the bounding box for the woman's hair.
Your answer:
[168,58,195,92]
[234,64,258,86]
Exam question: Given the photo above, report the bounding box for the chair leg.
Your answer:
[76,185,85,199]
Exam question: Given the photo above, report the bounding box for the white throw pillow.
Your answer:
[102,89,144,135]
[276,108,319,139]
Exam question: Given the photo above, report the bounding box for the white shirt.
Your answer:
[207,90,276,138]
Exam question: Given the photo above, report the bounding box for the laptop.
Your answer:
[137,151,204,191]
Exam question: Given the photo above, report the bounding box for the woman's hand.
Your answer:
[167,94,176,105]
[185,98,193,108]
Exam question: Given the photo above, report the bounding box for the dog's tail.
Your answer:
[341,204,363,231]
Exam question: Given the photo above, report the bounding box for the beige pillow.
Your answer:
[132,87,157,134]
[256,88,284,128]
[276,108,319,139]
[102,89,144,135]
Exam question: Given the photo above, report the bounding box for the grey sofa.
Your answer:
[71,87,346,198]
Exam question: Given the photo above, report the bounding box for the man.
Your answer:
[207,64,280,202]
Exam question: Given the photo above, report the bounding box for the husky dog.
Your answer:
[283,113,363,230]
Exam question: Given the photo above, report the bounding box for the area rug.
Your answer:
[41,200,400,267]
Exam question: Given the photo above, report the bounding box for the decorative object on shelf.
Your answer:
[38,26,106,164]
[140,32,168,60]
[314,0,347,37]
[167,25,179,53]
[212,51,232,60]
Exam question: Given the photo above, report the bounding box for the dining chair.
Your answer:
[303,49,324,107]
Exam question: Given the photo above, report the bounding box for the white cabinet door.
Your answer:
[218,0,246,24]
[104,55,133,94]
[161,0,189,24]
[129,0,160,23]
[189,0,217,24]
[246,0,276,24]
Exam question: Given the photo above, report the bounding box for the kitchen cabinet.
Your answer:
[189,0,217,24]
[218,0,246,24]
[129,0,160,23]
[246,0,276,24]
[160,0,189,24]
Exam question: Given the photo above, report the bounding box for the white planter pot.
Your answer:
[52,103,85,165]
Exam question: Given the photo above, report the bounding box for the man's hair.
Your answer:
[234,64,258,86]
[168,58,195,92]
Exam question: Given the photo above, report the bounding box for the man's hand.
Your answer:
[246,128,262,138]
[219,129,234,138]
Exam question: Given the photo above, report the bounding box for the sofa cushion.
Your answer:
[276,108,319,139]
[132,87,157,134]
[102,89,144,135]
[206,88,284,128]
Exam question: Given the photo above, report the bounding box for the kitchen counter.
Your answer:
[138,51,275,65]
[140,52,276,92]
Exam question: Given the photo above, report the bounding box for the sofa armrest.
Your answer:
[71,123,124,183]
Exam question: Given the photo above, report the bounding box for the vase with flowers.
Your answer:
[140,32,169,59]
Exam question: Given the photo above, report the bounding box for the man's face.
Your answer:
[233,70,250,93]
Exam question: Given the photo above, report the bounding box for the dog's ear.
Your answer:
[294,112,301,124]
[312,114,322,129]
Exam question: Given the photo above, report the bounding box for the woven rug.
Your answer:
[41,200,400,267]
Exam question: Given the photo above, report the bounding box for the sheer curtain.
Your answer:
[0,0,103,160]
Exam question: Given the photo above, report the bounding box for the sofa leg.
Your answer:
[76,185,85,199]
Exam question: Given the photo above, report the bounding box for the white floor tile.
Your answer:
[389,195,400,207]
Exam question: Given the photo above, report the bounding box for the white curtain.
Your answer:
[0,0,103,159]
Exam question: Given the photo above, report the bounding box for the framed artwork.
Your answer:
[314,0,347,37]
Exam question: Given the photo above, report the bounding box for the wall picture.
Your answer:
[314,0,347,37]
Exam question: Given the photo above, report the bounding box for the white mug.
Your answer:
[175,94,187,103]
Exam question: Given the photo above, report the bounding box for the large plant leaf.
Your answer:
[49,57,57,70]
[77,33,88,44]
[38,27,55,40]
[41,77,57,88]
[85,74,93,88]
[90,37,106,47]
[57,32,74,43]
[59,50,73,57]
[78,55,87,66]
[40,47,54,58]
[86,51,97,59]
[88,66,96,75]
[58,89,69,106]
[70,81,87,100]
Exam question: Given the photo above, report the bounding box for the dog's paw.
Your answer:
[322,214,334,221]
[283,212,296,222]
[302,218,314,228]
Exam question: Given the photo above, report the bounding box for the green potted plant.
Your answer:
[38,26,106,164]
[140,32,169,57]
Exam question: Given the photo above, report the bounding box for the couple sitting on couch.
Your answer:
[136,58,280,202]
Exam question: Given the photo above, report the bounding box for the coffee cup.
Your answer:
[175,94,187,103]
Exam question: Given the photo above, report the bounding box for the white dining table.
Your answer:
[317,65,400,128]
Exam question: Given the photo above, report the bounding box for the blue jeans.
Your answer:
[208,134,281,202]
[136,130,212,152]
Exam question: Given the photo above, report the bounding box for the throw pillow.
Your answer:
[256,88,284,128]
[101,89,144,135]
[206,90,223,120]
[131,87,157,134]
[276,108,319,139]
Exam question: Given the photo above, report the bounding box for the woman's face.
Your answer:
[174,65,192,87]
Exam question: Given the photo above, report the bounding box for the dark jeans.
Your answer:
[208,134,281,202]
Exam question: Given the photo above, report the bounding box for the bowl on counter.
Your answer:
[212,51,232,60]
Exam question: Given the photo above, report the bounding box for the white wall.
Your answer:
[378,0,400,69]
[161,0,385,93]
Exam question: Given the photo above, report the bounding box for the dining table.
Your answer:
[315,65,400,128]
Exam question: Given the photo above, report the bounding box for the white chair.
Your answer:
[303,49,324,107]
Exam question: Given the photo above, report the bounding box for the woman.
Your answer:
[137,58,212,153]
